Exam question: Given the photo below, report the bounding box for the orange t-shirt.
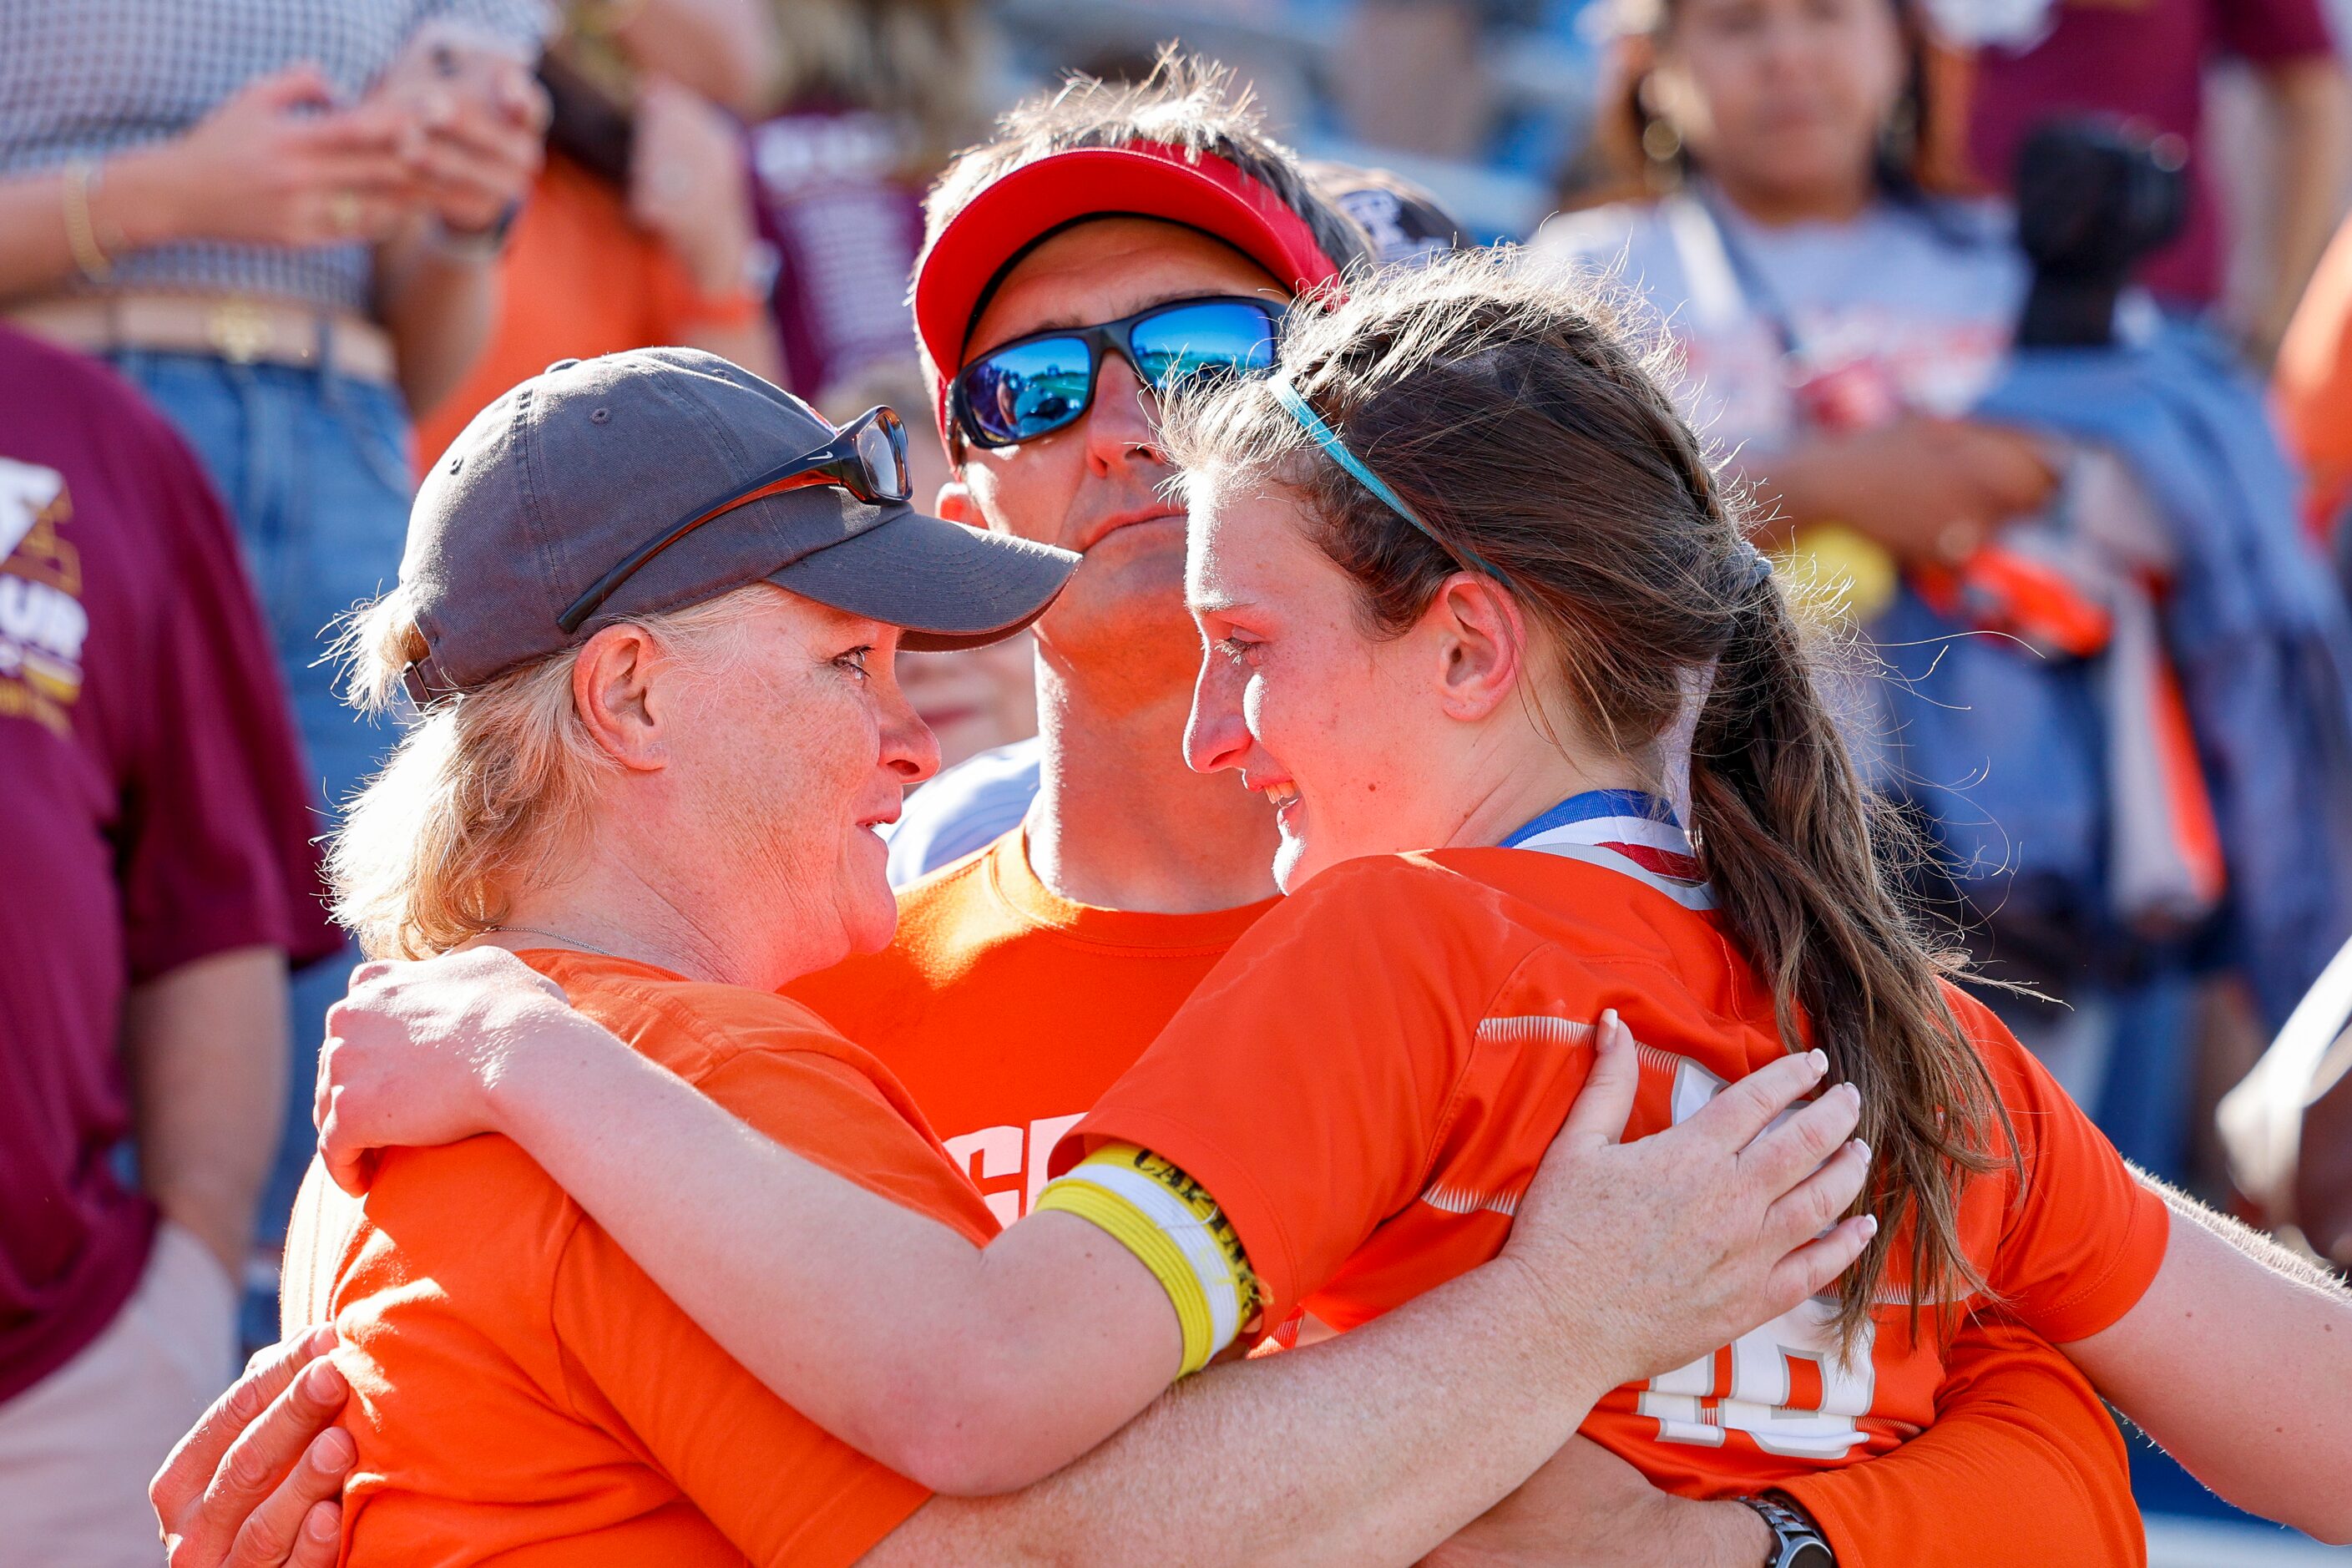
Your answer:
[411,153,751,471]
[787,829,1275,1227]
[282,951,998,1567]
[1067,844,2172,1500]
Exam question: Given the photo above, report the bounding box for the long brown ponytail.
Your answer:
[1164,250,2016,1346]
[1687,546,2016,1345]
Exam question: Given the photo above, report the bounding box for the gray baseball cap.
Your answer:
[399,347,1077,699]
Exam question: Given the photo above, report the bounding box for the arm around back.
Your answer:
[1423,1311,2142,1568]
[499,1027,1189,1494]
[319,971,1871,1499]
[865,1024,1877,1566]
[496,1001,1872,1504]
[864,1249,1624,1566]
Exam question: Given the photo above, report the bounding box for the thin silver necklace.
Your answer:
[492,925,622,959]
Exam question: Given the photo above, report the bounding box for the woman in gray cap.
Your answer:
[277,345,1089,1562]
[330,344,1077,967]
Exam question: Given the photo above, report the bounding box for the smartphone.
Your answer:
[379,18,534,119]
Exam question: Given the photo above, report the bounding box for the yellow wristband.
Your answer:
[1034,1143,1260,1377]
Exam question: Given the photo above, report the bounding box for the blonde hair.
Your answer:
[328,585,775,960]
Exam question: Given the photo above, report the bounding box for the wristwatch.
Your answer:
[1737,1494,1834,1568]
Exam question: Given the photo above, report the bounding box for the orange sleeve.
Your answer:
[1954,993,2171,1343]
[547,1046,978,1568]
[1065,857,1544,1328]
[1778,1313,2142,1568]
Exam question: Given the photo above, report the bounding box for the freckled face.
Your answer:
[662,594,938,965]
[1181,482,1465,892]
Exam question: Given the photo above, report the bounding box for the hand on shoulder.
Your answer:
[314,945,577,1194]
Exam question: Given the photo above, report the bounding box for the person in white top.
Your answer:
[1530,0,2054,576]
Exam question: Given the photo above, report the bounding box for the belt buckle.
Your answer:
[206,297,273,364]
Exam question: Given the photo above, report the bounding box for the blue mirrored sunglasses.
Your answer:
[949,296,1284,449]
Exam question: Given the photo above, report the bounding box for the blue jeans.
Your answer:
[109,352,413,1348]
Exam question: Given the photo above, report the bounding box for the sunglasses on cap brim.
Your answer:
[558,404,913,635]
[948,296,1284,450]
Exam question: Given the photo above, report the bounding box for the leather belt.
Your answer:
[5,292,397,384]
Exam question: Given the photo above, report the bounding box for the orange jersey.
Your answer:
[1066,835,2170,1500]
[284,951,997,1567]
[787,829,1275,1226]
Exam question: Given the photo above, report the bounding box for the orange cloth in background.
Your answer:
[411,154,746,470]
[2276,214,2352,537]
[284,951,996,1568]
[791,829,2147,1567]
[787,827,1274,1228]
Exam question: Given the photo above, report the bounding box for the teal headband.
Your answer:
[1267,376,1500,579]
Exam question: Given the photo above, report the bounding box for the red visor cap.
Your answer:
[914,144,1345,438]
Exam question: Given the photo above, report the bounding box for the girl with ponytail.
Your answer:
[312,250,2352,1544]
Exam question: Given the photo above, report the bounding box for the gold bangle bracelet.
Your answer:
[62,160,113,284]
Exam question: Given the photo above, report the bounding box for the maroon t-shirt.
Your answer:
[0,329,339,1401]
[1967,0,2337,306]
[747,107,925,401]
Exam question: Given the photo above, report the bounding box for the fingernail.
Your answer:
[1850,1139,1870,1163]
[314,1427,356,1470]
[1839,1081,1861,1105]
[308,1505,340,1539]
[1808,1049,1828,1075]
[1859,1213,1881,1238]
[301,1358,346,1399]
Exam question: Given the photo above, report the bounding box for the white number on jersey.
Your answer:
[1638,1050,1876,1460]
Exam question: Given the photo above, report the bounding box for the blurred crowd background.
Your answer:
[9,0,2352,1557]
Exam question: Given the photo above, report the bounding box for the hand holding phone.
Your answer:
[372,19,549,236]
